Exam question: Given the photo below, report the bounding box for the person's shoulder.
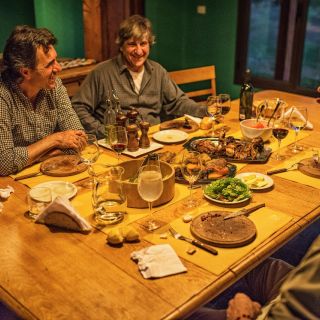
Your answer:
[91,58,117,74]
[0,75,14,98]
[146,59,168,77]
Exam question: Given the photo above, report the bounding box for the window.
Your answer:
[235,0,320,97]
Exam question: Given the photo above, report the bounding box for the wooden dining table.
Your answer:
[0,90,319,320]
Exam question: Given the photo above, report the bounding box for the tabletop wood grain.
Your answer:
[0,90,319,320]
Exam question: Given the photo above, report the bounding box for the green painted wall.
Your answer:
[0,0,35,51]
[0,0,84,58]
[145,0,241,99]
[34,0,84,58]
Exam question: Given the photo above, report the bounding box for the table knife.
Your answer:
[224,203,265,220]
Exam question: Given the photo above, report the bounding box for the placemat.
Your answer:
[268,148,320,189]
[72,182,191,230]
[11,153,118,188]
[145,205,292,275]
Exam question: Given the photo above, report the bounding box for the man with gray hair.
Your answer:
[0,25,86,176]
[72,15,207,139]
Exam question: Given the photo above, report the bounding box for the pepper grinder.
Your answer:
[126,123,139,152]
[139,121,150,149]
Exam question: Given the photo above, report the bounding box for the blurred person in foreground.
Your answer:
[0,25,86,176]
[189,235,320,320]
[72,14,207,139]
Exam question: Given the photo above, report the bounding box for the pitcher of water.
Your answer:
[92,166,126,225]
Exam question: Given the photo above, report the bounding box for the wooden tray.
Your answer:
[190,211,256,247]
[40,155,87,177]
[160,118,199,133]
[298,157,320,178]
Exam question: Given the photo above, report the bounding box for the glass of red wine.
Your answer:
[218,93,231,121]
[271,104,288,160]
[109,126,128,163]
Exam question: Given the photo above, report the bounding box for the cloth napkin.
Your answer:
[35,196,92,233]
[0,185,14,199]
[284,107,313,130]
[131,244,187,279]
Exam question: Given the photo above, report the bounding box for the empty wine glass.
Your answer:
[181,150,202,209]
[137,164,164,231]
[109,126,128,163]
[271,104,288,160]
[207,95,221,133]
[79,134,100,188]
[288,107,308,153]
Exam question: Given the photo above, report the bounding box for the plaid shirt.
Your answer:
[72,54,207,139]
[0,76,83,176]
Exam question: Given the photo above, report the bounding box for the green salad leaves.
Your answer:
[204,177,251,202]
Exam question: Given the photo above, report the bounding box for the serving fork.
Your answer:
[168,226,218,255]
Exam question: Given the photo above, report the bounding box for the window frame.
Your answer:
[234,0,317,97]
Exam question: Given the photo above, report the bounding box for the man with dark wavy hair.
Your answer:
[72,15,207,139]
[0,25,86,176]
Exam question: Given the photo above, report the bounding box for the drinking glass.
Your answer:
[219,93,231,120]
[27,187,52,220]
[181,151,202,208]
[271,104,289,160]
[288,107,308,153]
[79,134,100,188]
[92,166,126,225]
[109,126,128,163]
[137,164,164,231]
[207,95,221,132]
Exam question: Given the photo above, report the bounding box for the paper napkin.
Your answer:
[131,244,187,279]
[284,107,313,130]
[35,196,92,233]
[0,185,14,199]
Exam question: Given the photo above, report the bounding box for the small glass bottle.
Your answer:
[239,69,254,121]
[104,94,116,144]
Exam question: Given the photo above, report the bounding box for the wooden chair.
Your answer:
[169,65,216,101]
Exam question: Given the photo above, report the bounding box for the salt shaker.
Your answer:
[126,124,139,152]
[139,121,150,149]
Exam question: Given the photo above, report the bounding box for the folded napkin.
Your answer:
[184,114,202,124]
[0,185,14,199]
[35,196,92,233]
[131,244,187,279]
[284,107,313,130]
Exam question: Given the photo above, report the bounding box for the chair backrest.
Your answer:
[169,65,216,100]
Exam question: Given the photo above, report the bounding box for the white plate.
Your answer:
[203,193,251,204]
[152,129,189,144]
[98,139,163,158]
[236,172,274,190]
[33,181,77,199]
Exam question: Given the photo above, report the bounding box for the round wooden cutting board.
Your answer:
[40,155,87,177]
[298,157,320,178]
[190,211,257,248]
[160,118,199,133]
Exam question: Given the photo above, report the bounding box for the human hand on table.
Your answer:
[226,293,261,320]
[50,130,87,152]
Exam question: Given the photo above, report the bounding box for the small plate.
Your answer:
[152,130,189,144]
[203,193,251,204]
[33,181,77,199]
[235,172,274,190]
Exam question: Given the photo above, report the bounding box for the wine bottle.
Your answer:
[104,94,116,144]
[239,69,254,121]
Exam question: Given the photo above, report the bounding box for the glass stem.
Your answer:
[189,183,193,200]
[148,201,154,222]
[294,130,298,149]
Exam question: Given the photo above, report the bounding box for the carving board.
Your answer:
[160,118,199,133]
[298,157,320,178]
[190,211,256,248]
[40,155,87,177]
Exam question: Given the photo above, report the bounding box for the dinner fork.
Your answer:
[168,226,218,255]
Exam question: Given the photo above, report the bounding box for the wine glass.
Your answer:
[271,104,289,160]
[137,164,164,231]
[207,95,221,133]
[109,126,128,163]
[181,150,202,209]
[288,107,308,153]
[79,134,100,188]
[219,93,231,121]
